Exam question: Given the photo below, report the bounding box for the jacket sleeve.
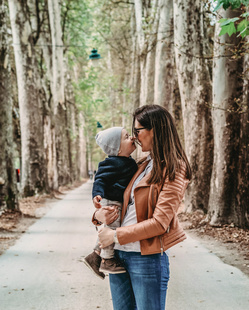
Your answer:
[92,158,122,199]
[116,165,189,245]
[92,168,106,199]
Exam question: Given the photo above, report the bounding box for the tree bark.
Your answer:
[47,0,64,111]
[48,0,72,187]
[0,0,18,209]
[79,113,88,179]
[174,0,213,212]
[8,0,46,196]
[134,0,159,106]
[129,7,140,111]
[39,25,59,190]
[65,66,80,182]
[236,53,249,228]
[154,0,177,113]
[208,8,243,226]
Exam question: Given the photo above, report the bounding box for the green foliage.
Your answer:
[214,0,249,11]
[218,16,249,37]
[61,0,133,168]
[214,1,249,37]
[218,17,239,36]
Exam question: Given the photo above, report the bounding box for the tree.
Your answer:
[174,0,214,213]
[154,0,178,113]
[0,0,18,209]
[208,1,248,227]
[134,0,159,106]
[237,49,249,228]
[8,0,47,196]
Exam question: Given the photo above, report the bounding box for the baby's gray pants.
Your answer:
[94,198,122,259]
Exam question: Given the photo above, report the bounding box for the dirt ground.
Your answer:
[178,210,249,277]
[0,187,249,278]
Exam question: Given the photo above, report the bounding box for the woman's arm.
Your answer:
[98,165,188,247]
[117,166,188,244]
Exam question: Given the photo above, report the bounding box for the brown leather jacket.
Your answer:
[116,159,189,255]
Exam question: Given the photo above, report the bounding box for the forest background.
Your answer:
[0,0,249,230]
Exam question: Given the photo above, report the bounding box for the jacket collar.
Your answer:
[122,160,151,220]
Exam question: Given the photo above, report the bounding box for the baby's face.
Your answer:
[118,129,136,157]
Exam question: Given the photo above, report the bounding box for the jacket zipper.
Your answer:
[152,184,170,256]
[159,236,163,256]
[152,185,163,256]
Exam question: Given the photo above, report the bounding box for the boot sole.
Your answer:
[83,258,105,280]
[99,268,127,274]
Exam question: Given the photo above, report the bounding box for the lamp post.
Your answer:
[87,49,102,177]
[89,48,101,67]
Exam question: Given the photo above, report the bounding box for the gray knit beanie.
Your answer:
[95,127,123,156]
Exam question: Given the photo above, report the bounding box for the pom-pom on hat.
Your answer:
[95,127,123,156]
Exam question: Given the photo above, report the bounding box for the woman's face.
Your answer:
[134,120,153,152]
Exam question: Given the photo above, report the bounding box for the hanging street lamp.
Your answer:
[89,48,101,67]
[97,121,103,128]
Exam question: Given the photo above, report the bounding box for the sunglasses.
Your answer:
[133,127,146,138]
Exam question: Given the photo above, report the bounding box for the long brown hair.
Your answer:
[132,105,192,184]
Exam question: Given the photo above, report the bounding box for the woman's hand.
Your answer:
[95,206,119,225]
[98,227,115,248]
[93,195,102,208]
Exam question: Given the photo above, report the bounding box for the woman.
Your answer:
[93,105,192,310]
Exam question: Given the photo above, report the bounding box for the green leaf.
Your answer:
[241,12,249,18]
[218,18,228,24]
[227,22,237,36]
[241,29,249,38]
[219,23,237,36]
[214,0,248,11]
[237,19,249,33]
[219,17,239,27]
[230,0,243,9]
[214,0,224,11]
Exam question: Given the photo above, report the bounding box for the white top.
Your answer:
[115,156,153,252]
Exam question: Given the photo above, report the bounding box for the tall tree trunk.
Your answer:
[39,27,59,190]
[208,8,242,226]
[8,0,46,196]
[134,0,159,106]
[48,0,72,187]
[0,0,18,209]
[236,51,249,228]
[65,66,80,183]
[47,0,64,110]
[79,113,88,179]
[154,0,177,113]
[129,8,140,111]
[174,0,213,212]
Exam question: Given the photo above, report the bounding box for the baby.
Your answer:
[83,127,137,279]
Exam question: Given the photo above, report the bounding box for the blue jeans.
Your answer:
[109,250,170,310]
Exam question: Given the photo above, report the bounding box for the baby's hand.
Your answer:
[93,195,102,208]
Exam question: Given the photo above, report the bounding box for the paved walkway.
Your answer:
[0,181,249,310]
